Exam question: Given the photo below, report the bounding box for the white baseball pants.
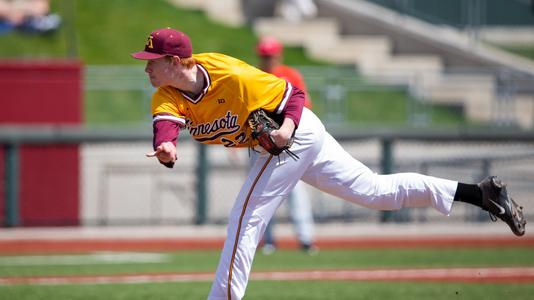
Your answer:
[207,108,458,300]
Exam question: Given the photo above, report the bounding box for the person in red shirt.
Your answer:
[256,36,318,255]
[258,36,312,109]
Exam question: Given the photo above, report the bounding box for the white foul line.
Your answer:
[2,267,534,286]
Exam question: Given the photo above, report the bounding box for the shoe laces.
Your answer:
[487,181,505,222]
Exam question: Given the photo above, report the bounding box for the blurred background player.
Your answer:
[256,36,318,255]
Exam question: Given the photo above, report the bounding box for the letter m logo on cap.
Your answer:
[146,36,154,49]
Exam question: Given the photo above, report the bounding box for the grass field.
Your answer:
[1,247,533,299]
[2,280,534,300]
[498,44,534,61]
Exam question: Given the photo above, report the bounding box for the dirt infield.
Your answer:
[1,236,533,254]
[2,267,534,286]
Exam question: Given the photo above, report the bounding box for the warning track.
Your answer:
[2,267,534,286]
[1,236,533,253]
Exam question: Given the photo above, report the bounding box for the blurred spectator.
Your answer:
[242,0,317,25]
[0,0,61,35]
[276,0,317,22]
[256,36,318,255]
[257,36,312,108]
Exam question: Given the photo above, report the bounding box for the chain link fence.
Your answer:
[79,137,534,226]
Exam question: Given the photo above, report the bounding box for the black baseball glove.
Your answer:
[248,109,298,160]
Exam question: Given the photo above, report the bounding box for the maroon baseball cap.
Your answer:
[131,28,192,60]
[256,36,283,56]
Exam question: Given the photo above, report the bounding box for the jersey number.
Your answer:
[221,132,248,147]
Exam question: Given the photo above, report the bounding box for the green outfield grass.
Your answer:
[0,247,533,300]
[1,281,534,300]
[1,248,533,277]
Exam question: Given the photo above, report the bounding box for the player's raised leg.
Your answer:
[301,131,458,215]
[300,131,527,236]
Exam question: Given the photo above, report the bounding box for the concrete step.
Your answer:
[305,35,391,64]
[360,54,443,78]
[514,95,534,129]
[168,0,244,27]
[424,74,496,122]
[205,0,245,27]
[254,18,339,46]
[426,74,495,104]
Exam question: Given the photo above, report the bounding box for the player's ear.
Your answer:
[170,56,181,65]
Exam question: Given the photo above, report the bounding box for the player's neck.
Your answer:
[177,65,205,98]
[193,65,206,94]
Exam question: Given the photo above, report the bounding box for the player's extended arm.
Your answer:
[148,118,180,168]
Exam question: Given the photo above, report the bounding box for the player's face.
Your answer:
[259,55,279,73]
[144,57,174,87]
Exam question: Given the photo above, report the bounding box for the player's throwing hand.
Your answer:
[146,141,177,163]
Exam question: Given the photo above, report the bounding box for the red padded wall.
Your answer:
[0,60,82,226]
[0,147,4,225]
